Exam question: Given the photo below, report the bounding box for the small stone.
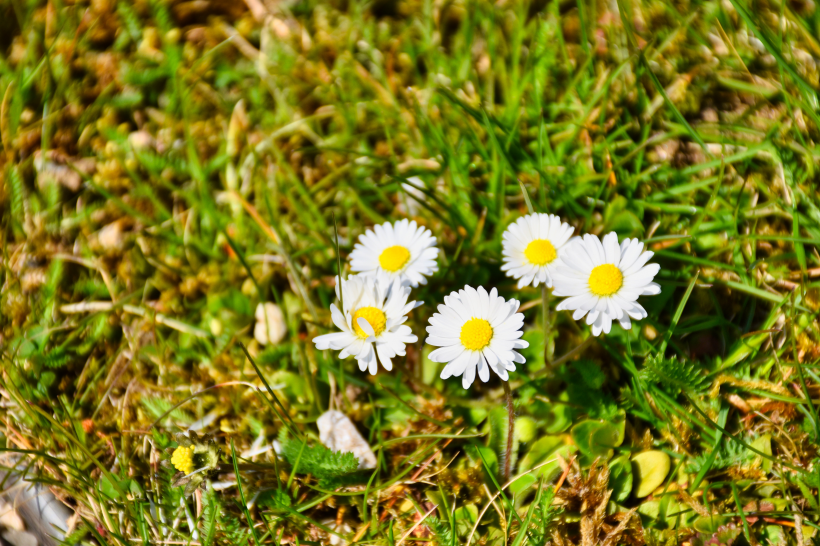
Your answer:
[326,519,353,545]
[97,220,124,252]
[254,303,287,346]
[2,530,38,546]
[0,500,25,531]
[128,130,155,151]
[317,410,376,470]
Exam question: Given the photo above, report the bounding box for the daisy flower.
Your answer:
[312,276,420,375]
[164,432,221,496]
[425,286,528,389]
[552,232,661,336]
[501,213,575,289]
[349,219,439,287]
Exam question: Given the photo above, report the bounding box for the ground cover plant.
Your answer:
[1,0,820,544]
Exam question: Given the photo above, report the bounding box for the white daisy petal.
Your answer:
[330,304,349,332]
[477,355,490,382]
[462,358,477,389]
[364,345,379,375]
[642,282,662,295]
[622,250,655,276]
[591,315,604,337]
[602,232,621,266]
[552,231,661,336]
[356,343,372,372]
[483,347,500,371]
[313,332,353,351]
[627,302,648,320]
[342,338,365,358]
[618,239,644,270]
[440,355,460,379]
[430,344,465,363]
[426,285,525,388]
[444,350,472,379]
[376,345,394,371]
[357,317,376,340]
[601,312,613,335]
[426,335,459,347]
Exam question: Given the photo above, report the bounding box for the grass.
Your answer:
[1,0,820,544]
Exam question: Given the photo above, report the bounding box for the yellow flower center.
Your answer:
[460,318,493,351]
[379,245,411,272]
[171,446,195,475]
[352,306,387,338]
[524,239,557,266]
[588,264,623,296]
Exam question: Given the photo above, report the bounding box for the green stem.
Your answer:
[542,284,552,364]
[502,381,515,483]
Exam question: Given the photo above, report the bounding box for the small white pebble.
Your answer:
[254,303,287,346]
[317,410,376,470]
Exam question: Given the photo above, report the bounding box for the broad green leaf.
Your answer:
[609,454,633,503]
[571,418,625,463]
[631,450,670,498]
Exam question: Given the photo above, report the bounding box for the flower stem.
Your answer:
[542,284,552,365]
[502,380,515,483]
